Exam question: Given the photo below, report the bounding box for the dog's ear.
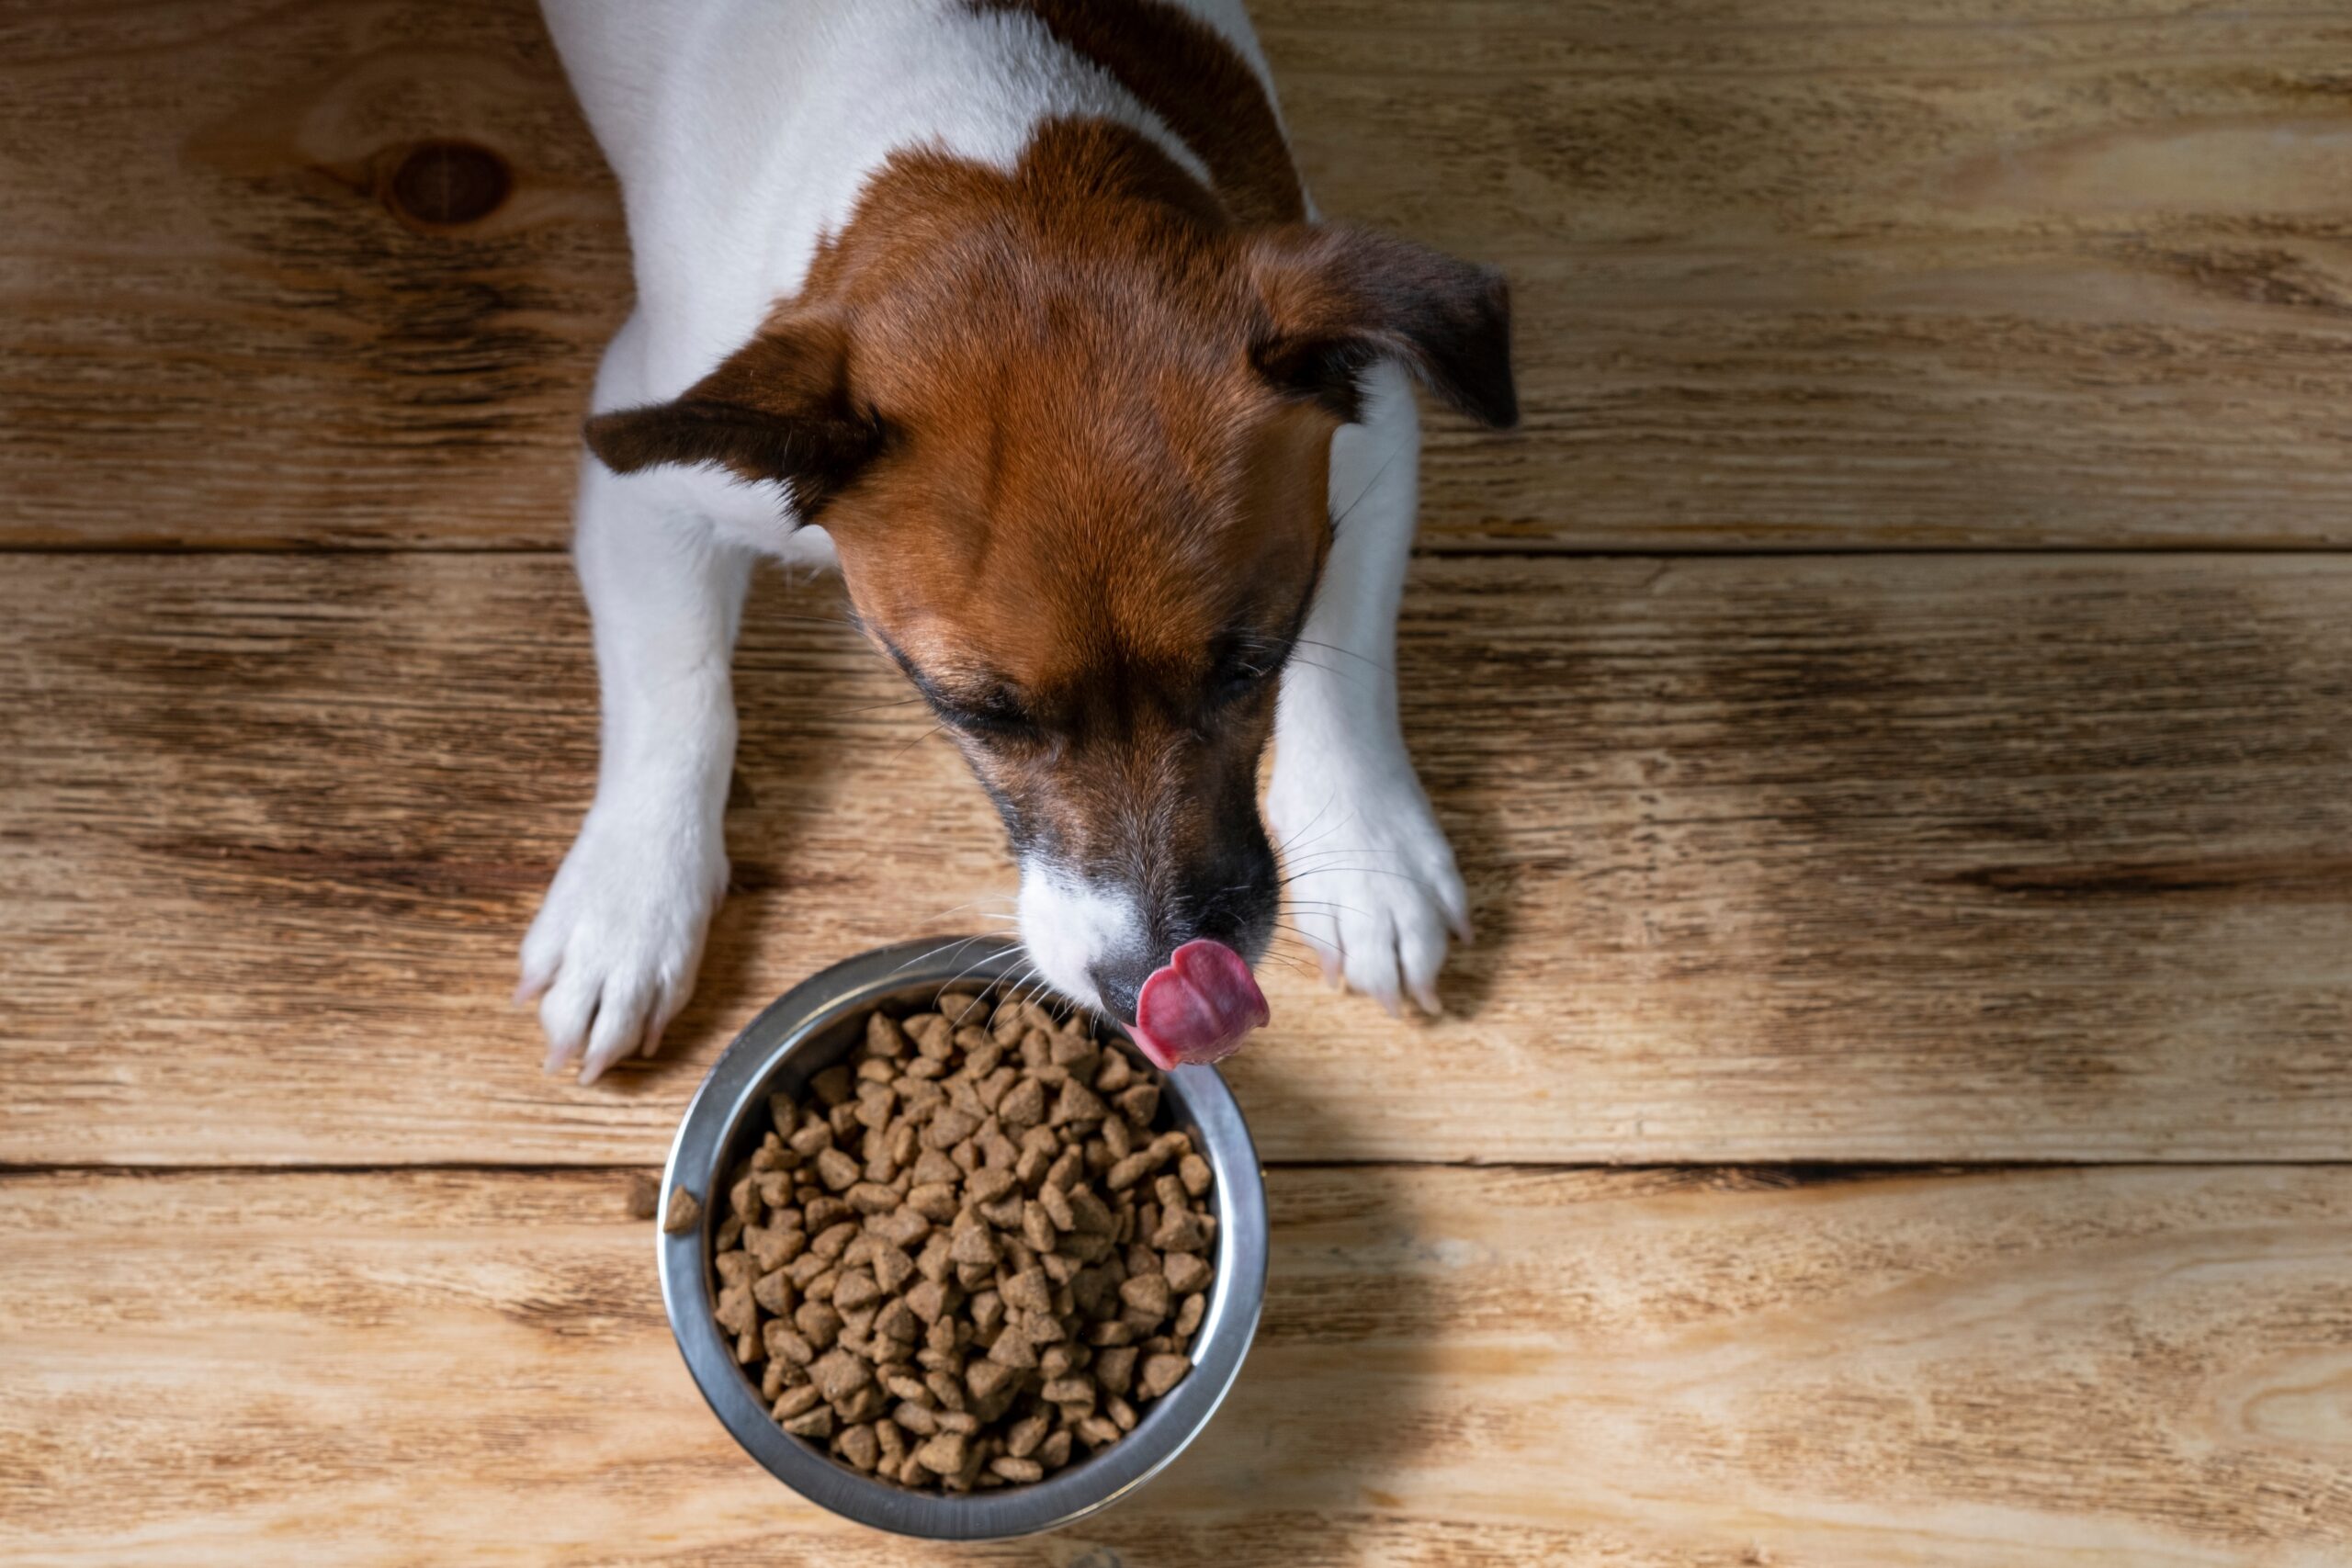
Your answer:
[1246,225,1517,429]
[582,316,883,517]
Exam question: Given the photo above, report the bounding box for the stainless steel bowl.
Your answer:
[658,936,1269,1540]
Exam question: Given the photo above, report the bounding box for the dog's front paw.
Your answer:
[1269,764,1471,1016]
[516,806,728,1083]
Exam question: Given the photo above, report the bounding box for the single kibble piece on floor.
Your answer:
[707,982,1220,1490]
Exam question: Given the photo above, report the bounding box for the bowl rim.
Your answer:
[658,935,1269,1540]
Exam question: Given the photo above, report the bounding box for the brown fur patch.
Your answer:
[783,119,1327,682]
[968,0,1306,226]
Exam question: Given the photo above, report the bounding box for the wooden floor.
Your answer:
[5,2,2350,1563]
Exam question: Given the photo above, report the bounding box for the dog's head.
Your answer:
[587,124,1514,1051]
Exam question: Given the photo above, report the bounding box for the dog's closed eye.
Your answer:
[936,687,1040,742]
[1206,651,1281,709]
[877,637,1043,743]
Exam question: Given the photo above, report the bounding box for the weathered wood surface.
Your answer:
[5,0,2350,550]
[6,552,2346,1166]
[6,1165,2349,1567]
[9,0,2349,1560]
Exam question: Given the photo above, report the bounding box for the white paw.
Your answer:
[516,804,727,1083]
[1268,762,1471,1017]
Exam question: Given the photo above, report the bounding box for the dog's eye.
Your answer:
[1208,653,1279,708]
[941,691,1039,741]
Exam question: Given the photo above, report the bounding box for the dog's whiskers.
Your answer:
[1282,650,1374,695]
[891,931,1008,978]
[1272,795,1339,859]
[1282,842,1421,870]
[1328,446,1404,539]
[815,694,931,721]
[915,892,1019,926]
[1292,637,1389,676]
[939,939,1018,998]
[888,722,949,763]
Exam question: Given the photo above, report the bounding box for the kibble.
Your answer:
[705,984,1216,1490]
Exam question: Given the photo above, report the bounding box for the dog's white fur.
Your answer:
[525,0,1468,1078]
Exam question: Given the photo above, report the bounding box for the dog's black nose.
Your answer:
[1088,954,1155,1026]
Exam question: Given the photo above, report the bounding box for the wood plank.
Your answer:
[4,0,2351,549]
[0,0,617,549]
[6,1165,2350,1565]
[1269,0,2352,549]
[4,553,2346,1165]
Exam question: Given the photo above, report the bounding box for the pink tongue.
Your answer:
[1129,940,1271,1070]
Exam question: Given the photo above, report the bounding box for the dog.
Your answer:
[522,0,1516,1082]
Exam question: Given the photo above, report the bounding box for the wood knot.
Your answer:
[383,141,510,228]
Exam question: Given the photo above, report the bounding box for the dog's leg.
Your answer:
[1269,359,1471,1015]
[518,436,751,1082]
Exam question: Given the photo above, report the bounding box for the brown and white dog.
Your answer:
[522,0,1516,1081]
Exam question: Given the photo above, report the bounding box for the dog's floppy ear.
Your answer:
[582,316,883,517]
[1247,224,1517,429]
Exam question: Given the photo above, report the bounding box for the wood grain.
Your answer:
[0,0,619,549]
[5,0,2350,550]
[9,2,2346,1559]
[1267,0,2352,548]
[6,1164,2349,1566]
[5,552,2346,1166]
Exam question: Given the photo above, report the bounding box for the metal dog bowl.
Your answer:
[658,936,1269,1540]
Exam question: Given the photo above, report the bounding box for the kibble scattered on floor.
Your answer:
[695,987,1217,1491]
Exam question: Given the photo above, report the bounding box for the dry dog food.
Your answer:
[704,987,1218,1490]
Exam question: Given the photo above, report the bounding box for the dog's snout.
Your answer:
[1015,792,1284,1023]
[1087,954,1156,1025]
[1080,848,1282,1025]
[1174,833,1282,956]
[1022,849,1282,1023]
